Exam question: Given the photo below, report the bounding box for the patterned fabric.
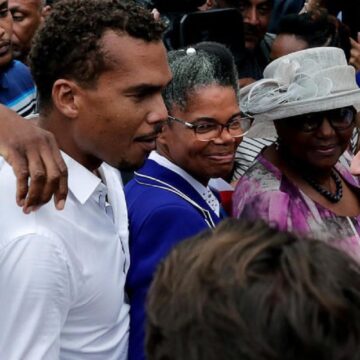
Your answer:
[0,60,36,116]
[233,152,360,262]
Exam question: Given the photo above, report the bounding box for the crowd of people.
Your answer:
[0,0,360,359]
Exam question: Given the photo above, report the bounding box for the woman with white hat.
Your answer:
[233,47,360,261]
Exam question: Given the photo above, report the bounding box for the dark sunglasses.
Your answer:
[281,107,356,132]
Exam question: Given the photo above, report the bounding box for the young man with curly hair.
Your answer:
[0,0,171,358]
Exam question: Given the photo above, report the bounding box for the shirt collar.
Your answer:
[61,151,102,205]
[149,151,220,215]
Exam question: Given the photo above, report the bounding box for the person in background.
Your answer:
[301,0,360,84]
[147,219,360,360]
[270,9,351,61]
[198,0,275,85]
[0,0,171,357]
[125,41,252,360]
[233,8,354,182]
[9,0,47,64]
[233,47,360,262]
[0,0,36,116]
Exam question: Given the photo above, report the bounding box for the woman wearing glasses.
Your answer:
[125,42,252,360]
[233,47,360,261]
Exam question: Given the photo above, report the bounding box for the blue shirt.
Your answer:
[0,60,36,116]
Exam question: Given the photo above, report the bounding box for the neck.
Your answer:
[38,112,102,172]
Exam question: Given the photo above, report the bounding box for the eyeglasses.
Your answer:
[167,113,254,142]
[289,107,356,133]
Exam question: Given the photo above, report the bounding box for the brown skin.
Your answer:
[0,32,171,214]
[263,113,360,216]
[9,0,44,63]
[157,85,242,185]
[238,0,273,50]
[0,0,13,69]
[0,104,68,213]
[40,32,172,172]
[270,34,309,60]
[198,0,272,51]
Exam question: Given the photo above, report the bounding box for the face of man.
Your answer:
[237,0,273,50]
[9,0,43,61]
[157,85,242,185]
[70,31,172,171]
[0,0,13,68]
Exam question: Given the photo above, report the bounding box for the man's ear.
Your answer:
[41,5,52,20]
[52,79,81,119]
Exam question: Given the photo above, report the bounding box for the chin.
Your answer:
[210,167,233,180]
[245,39,258,51]
[116,155,147,172]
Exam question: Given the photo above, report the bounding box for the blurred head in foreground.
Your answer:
[147,219,360,360]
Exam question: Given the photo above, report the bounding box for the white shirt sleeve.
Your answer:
[0,234,76,359]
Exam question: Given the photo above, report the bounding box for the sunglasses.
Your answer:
[281,107,356,132]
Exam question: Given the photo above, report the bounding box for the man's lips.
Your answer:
[243,25,260,38]
[134,132,159,153]
[0,41,11,56]
[134,133,158,143]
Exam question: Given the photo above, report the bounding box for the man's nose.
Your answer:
[146,94,168,125]
[243,7,260,25]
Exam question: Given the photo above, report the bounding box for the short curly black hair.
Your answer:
[29,0,165,109]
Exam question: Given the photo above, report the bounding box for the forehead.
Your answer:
[240,0,272,6]
[99,31,172,87]
[9,0,42,9]
[176,85,240,119]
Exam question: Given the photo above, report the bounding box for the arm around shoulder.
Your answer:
[0,104,68,212]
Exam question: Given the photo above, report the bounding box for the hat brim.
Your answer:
[246,89,360,138]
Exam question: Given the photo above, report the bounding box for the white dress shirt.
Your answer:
[0,153,130,360]
[149,151,220,216]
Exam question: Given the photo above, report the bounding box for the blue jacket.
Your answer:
[125,159,224,360]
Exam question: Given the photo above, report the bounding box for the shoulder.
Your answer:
[6,60,33,81]
[232,157,290,219]
[126,176,199,214]
[0,232,77,300]
[235,156,283,193]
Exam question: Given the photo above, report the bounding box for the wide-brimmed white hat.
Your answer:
[241,47,360,137]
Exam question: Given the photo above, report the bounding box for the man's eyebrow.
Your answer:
[258,0,272,6]
[125,81,171,94]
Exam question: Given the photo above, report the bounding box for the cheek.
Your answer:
[259,17,270,31]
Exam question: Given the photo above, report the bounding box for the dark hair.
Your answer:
[162,41,239,112]
[30,0,165,109]
[147,219,360,360]
[277,9,351,59]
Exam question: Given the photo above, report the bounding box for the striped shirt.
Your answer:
[0,60,36,116]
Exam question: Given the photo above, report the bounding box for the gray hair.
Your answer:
[163,42,239,112]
